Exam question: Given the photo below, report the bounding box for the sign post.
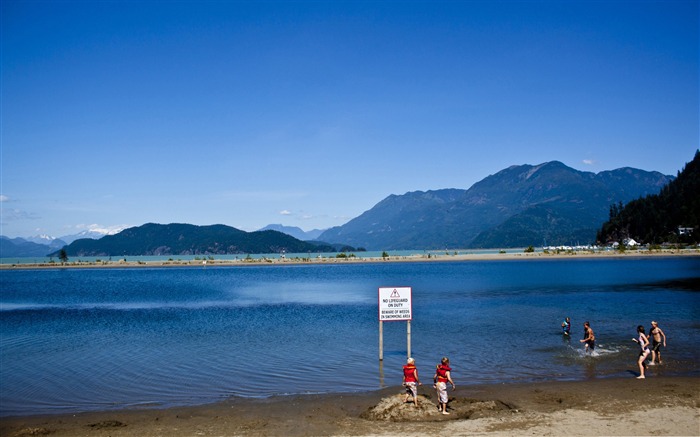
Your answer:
[378,286,412,361]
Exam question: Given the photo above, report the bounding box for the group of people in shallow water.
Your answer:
[401,320,668,413]
[561,317,668,379]
[401,356,455,414]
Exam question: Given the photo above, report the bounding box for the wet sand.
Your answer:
[2,376,698,436]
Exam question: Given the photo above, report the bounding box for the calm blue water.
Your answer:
[1,257,699,417]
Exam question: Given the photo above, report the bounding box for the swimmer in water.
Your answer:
[580,321,595,353]
[561,317,571,336]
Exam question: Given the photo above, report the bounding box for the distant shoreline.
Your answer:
[2,248,698,269]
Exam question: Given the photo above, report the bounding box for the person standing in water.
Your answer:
[433,357,455,415]
[402,357,421,407]
[561,317,571,336]
[632,325,651,379]
[580,321,595,353]
[648,321,667,365]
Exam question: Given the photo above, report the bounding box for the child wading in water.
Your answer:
[632,325,651,379]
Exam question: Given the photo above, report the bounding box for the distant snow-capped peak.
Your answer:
[26,234,57,244]
[59,225,129,244]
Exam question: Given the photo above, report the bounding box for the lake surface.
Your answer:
[1,257,699,416]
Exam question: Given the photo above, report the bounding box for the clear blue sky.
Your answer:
[1,1,698,238]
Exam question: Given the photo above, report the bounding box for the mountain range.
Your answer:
[49,223,349,257]
[0,236,68,258]
[257,224,325,241]
[1,228,126,258]
[1,160,676,257]
[317,161,673,250]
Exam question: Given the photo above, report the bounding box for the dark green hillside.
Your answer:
[470,204,599,248]
[597,151,700,245]
[53,223,340,257]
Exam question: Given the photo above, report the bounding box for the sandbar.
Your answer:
[2,248,698,270]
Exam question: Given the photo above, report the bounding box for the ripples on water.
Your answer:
[1,258,699,416]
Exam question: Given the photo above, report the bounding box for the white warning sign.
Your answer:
[378,287,412,321]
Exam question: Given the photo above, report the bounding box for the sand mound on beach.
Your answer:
[361,392,515,421]
[2,378,697,436]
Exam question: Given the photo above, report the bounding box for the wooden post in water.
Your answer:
[378,359,385,387]
[379,320,384,361]
[407,320,411,358]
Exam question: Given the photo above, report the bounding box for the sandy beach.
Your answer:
[2,248,699,270]
[2,377,698,436]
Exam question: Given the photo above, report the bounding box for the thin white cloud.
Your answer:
[279,210,292,215]
[582,159,596,165]
[0,195,9,202]
[1,208,40,221]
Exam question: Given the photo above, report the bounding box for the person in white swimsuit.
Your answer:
[632,325,650,379]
